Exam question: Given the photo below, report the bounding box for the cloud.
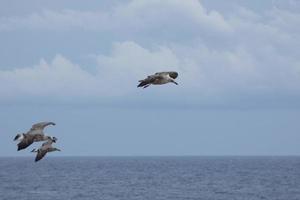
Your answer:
[272,0,300,12]
[1,39,299,105]
[0,42,182,102]
[112,0,232,33]
[0,55,99,99]
[0,10,109,31]
[0,0,300,106]
[0,0,231,36]
[96,41,180,78]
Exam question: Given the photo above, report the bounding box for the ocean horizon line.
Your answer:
[1,155,300,158]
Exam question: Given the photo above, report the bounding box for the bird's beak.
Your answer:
[173,81,178,85]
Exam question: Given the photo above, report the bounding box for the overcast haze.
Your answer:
[1,0,300,156]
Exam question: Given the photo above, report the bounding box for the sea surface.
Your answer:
[1,156,300,200]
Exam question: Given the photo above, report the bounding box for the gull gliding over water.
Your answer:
[32,137,61,162]
[137,71,179,89]
[14,122,56,151]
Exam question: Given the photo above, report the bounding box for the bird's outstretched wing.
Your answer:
[155,71,178,79]
[35,149,48,162]
[30,122,56,131]
[137,75,164,88]
[137,75,155,88]
[17,136,34,151]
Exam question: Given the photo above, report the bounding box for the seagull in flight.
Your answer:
[31,136,61,162]
[137,71,179,89]
[14,122,56,151]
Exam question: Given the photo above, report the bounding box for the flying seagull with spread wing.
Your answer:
[31,136,61,162]
[137,71,179,89]
[14,122,56,151]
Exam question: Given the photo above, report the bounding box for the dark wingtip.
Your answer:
[14,134,20,141]
[137,81,147,88]
[17,145,25,151]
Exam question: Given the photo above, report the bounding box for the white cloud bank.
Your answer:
[1,40,299,103]
[0,42,182,101]
[0,0,299,105]
[0,0,231,33]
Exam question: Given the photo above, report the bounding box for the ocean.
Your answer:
[1,156,300,200]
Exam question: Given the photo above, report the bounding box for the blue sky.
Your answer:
[1,0,300,156]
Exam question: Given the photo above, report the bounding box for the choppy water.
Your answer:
[1,156,300,200]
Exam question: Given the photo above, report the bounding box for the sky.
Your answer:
[0,0,300,156]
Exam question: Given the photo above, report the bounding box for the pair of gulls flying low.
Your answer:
[13,71,179,161]
[14,122,61,162]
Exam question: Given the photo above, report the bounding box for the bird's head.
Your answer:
[52,136,58,143]
[169,72,178,79]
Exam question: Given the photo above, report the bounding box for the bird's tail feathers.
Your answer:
[14,134,20,141]
[14,133,24,141]
[137,81,148,88]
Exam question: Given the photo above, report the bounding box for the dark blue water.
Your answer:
[1,156,300,200]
